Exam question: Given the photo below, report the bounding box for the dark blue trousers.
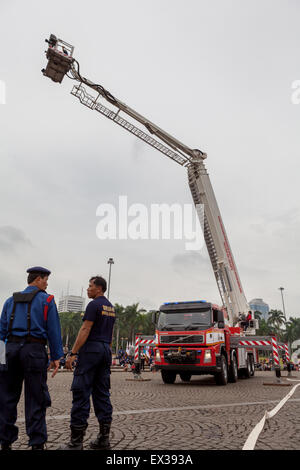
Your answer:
[0,342,51,446]
[70,341,112,428]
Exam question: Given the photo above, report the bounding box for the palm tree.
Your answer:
[267,309,286,339]
[283,317,300,346]
[113,303,148,345]
[59,312,82,347]
[256,318,277,337]
[254,311,262,321]
[136,311,155,336]
[124,303,146,343]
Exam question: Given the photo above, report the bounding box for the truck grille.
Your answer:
[163,348,198,364]
[160,334,204,344]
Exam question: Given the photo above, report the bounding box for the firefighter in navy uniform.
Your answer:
[62,275,115,450]
[0,267,64,450]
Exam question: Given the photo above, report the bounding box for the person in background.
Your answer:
[245,311,252,331]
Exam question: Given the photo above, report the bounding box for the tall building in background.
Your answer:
[58,295,85,313]
[249,298,269,321]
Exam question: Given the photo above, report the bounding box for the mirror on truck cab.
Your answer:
[217,311,225,328]
[213,310,224,328]
[151,311,159,325]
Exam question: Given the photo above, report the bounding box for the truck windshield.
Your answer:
[157,309,212,331]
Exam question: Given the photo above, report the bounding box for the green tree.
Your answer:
[254,311,262,321]
[256,318,274,337]
[112,303,153,351]
[136,311,155,336]
[124,303,147,343]
[283,317,300,345]
[59,311,83,348]
[267,309,286,340]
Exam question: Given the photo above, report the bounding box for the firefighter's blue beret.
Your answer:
[26,266,51,275]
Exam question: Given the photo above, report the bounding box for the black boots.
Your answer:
[31,443,45,450]
[59,425,87,450]
[89,422,111,450]
[1,443,44,451]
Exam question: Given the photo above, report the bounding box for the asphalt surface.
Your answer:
[10,369,300,450]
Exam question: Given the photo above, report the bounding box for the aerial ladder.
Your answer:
[42,34,256,332]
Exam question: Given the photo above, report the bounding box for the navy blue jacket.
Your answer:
[0,286,64,361]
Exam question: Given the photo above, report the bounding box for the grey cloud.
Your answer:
[263,208,300,226]
[171,251,211,273]
[0,226,32,251]
[249,208,300,238]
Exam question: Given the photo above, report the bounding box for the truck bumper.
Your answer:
[155,364,219,374]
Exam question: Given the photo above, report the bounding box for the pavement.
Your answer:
[10,369,300,450]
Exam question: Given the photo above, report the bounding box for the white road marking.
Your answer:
[16,398,300,423]
[243,381,300,450]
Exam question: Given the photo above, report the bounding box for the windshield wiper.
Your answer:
[160,324,184,330]
[185,323,207,330]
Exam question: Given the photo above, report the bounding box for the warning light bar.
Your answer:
[163,300,207,305]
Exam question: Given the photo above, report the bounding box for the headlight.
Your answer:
[204,350,212,363]
[155,349,161,362]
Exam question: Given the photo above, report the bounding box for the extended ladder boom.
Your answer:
[42,35,250,325]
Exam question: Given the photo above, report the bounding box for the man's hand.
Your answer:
[48,359,60,378]
[64,320,93,372]
[65,354,77,370]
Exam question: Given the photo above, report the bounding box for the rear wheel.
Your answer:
[243,356,252,378]
[161,370,176,384]
[215,355,228,386]
[249,355,255,377]
[179,372,191,382]
[228,353,238,383]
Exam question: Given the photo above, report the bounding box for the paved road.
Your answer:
[11,370,300,450]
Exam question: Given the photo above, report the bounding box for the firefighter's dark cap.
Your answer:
[26,266,51,275]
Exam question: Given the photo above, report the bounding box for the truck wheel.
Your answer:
[250,355,255,377]
[244,357,252,378]
[161,370,176,384]
[215,355,228,386]
[179,372,191,382]
[228,353,238,383]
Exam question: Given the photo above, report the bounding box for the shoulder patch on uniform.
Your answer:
[44,295,54,321]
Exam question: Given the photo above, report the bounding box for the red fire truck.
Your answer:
[42,35,273,386]
[153,301,257,385]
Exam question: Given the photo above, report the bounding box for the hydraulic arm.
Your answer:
[42,34,250,325]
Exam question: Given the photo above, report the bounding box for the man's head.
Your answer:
[27,266,51,291]
[87,276,107,299]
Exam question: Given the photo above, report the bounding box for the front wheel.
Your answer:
[215,355,228,386]
[179,372,191,382]
[161,370,176,384]
[228,353,238,383]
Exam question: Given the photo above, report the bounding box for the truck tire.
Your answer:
[179,372,191,382]
[249,355,255,377]
[228,353,238,383]
[214,355,228,386]
[244,357,252,378]
[161,370,176,384]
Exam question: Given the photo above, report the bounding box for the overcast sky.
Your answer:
[0,0,299,318]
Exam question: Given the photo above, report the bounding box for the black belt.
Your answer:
[7,335,47,345]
